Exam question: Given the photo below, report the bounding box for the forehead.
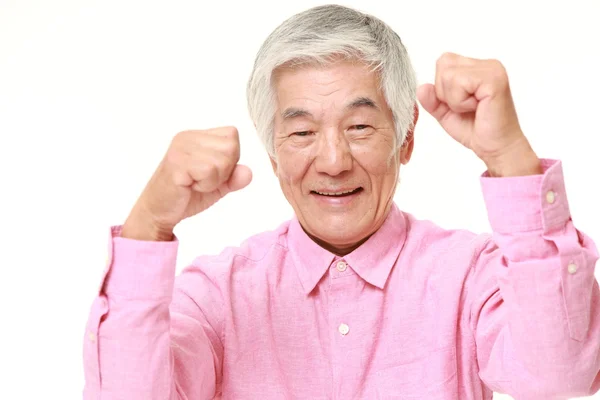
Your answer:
[272,60,384,110]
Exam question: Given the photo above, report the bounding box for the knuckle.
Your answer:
[206,162,219,178]
[211,157,227,173]
[165,147,183,168]
[489,61,509,87]
[198,163,219,186]
[175,129,207,142]
[171,169,188,187]
[440,69,456,93]
[221,126,239,139]
[172,130,197,148]
[436,56,445,70]
[441,68,453,82]
[436,52,454,69]
[225,140,240,159]
[489,58,505,70]
[488,59,506,73]
[174,129,192,141]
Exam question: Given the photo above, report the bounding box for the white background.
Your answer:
[1,0,599,398]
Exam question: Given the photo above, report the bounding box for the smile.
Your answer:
[311,188,363,197]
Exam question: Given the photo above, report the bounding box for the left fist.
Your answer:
[417,52,541,176]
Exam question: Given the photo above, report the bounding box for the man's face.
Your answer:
[271,60,415,254]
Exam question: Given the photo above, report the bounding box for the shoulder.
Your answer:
[403,211,492,263]
[173,219,294,306]
[181,219,293,277]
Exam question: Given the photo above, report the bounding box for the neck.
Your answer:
[307,232,371,256]
[302,202,393,256]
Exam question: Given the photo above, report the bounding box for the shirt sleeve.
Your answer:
[467,159,600,399]
[82,226,225,400]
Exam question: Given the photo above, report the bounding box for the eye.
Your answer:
[350,125,370,131]
[292,131,312,137]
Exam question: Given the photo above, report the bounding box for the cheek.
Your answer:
[276,148,313,185]
[350,145,397,177]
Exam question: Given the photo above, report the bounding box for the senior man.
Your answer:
[83,4,600,400]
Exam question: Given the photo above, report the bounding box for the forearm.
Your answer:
[121,206,175,242]
[484,137,542,178]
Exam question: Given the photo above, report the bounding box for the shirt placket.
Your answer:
[328,258,359,399]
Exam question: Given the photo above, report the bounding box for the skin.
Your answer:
[270,60,417,255]
[417,53,540,178]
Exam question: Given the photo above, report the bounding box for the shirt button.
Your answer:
[336,261,347,272]
[338,323,350,336]
[568,262,577,274]
[88,332,96,342]
[546,190,556,204]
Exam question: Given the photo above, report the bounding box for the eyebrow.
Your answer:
[346,96,380,111]
[280,96,380,121]
[281,107,311,120]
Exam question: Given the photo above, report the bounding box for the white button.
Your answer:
[546,190,556,204]
[338,323,350,335]
[568,262,577,274]
[336,261,347,272]
[88,332,96,342]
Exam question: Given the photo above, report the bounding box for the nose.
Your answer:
[314,129,353,176]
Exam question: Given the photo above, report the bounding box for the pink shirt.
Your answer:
[83,159,600,399]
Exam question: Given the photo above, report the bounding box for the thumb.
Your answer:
[220,164,252,194]
[417,83,450,122]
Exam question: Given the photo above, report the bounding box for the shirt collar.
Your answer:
[287,202,407,294]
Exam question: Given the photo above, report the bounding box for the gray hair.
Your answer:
[246,4,417,159]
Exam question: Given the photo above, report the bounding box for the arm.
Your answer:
[468,159,600,398]
[82,226,224,399]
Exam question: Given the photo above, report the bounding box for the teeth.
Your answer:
[315,189,357,196]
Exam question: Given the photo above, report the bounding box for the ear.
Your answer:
[400,103,419,164]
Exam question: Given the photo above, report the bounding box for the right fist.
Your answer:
[123,127,252,240]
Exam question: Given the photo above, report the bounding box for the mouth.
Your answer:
[311,187,363,197]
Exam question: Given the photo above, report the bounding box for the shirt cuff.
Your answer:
[480,159,571,234]
[98,225,180,299]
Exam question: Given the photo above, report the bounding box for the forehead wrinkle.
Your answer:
[276,66,384,124]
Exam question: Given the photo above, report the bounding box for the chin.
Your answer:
[309,217,372,247]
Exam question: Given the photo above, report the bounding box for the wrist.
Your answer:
[484,142,542,177]
[122,207,174,242]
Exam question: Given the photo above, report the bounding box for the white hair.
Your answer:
[246,4,417,159]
